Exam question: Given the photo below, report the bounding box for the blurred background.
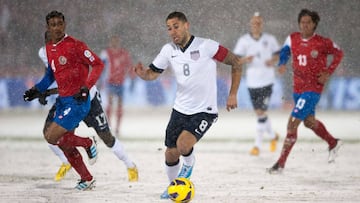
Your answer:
[0,0,359,110]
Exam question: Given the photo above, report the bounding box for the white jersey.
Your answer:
[152,36,220,115]
[38,46,98,100]
[233,32,280,88]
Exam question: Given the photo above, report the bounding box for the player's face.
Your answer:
[299,15,315,38]
[166,18,190,48]
[47,17,66,43]
[250,16,263,35]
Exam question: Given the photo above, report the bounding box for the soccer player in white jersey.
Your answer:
[36,31,138,183]
[233,12,282,156]
[134,11,243,199]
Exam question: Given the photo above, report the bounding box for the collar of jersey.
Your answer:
[179,35,194,52]
[53,34,68,46]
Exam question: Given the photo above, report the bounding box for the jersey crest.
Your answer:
[190,50,200,61]
[58,56,67,65]
[311,50,318,58]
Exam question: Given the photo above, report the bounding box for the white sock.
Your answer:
[255,118,266,148]
[165,161,180,182]
[182,150,195,166]
[111,139,134,168]
[48,144,69,164]
[265,118,277,139]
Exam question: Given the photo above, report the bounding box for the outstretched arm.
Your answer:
[134,62,161,81]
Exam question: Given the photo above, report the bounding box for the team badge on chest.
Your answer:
[311,50,318,58]
[58,56,67,65]
[190,50,200,61]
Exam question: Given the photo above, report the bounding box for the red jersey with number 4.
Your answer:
[46,35,104,96]
[288,32,343,93]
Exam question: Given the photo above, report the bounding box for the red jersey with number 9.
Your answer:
[46,35,104,97]
[289,32,343,93]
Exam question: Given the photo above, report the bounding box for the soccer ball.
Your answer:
[167,177,195,203]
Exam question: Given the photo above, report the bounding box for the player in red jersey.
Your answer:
[267,9,344,173]
[23,10,104,190]
[100,36,135,136]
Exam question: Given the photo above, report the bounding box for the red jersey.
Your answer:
[101,48,133,85]
[46,35,104,96]
[287,32,343,93]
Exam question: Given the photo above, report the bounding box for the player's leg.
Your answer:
[268,93,305,173]
[176,132,196,178]
[43,105,72,181]
[177,111,218,178]
[114,85,124,136]
[106,85,114,128]
[261,85,279,152]
[115,96,123,136]
[45,97,97,189]
[304,115,342,163]
[268,115,301,173]
[48,144,72,181]
[59,145,96,190]
[84,93,138,181]
[161,110,184,199]
[248,87,266,155]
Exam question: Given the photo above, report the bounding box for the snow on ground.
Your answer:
[0,108,359,202]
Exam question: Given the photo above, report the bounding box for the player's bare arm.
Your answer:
[222,51,243,111]
[134,62,160,81]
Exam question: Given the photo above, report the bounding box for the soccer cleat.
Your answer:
[250,146,260,156]
[86,136,98,165]
[160,188,170,199]
[328,139,343,163]
[127,164,139,182]
[177,164,193,178]
[54,163,72,181]
[270,133,279,152]
[75,178,96,191]
[266,162,284,174]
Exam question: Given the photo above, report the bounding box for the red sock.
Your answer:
[311,120,337,149]
[57,132,92,148]
[278,132,297,167]
[60,146,92,181]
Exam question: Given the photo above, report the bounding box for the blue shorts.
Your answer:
[52,96,90,131]
[291,92,320,120]
[107,84,124,97]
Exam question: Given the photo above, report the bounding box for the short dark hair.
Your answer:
[298,9,320,30]
[166,11,188,22]
[46,10,65,25]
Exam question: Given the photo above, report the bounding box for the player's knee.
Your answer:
[303,120,315,129]
[44,133,57,145]
[165,148,180,163]
[177,144,192,156]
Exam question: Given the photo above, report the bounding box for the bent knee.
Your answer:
[303,120,315,129]
[44,133,58,145]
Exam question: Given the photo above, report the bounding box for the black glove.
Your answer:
[74,86,89,102]
[38,92,48,105]
[23,87,41,102]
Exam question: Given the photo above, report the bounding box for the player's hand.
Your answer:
[226,94,238,112]
[134,63,145,77]
[38,93,48,105]
[278,65,287,75]
[317,71,330,84]
[23,87,40,102]
[74,86,89,102]
[242,56,253,64]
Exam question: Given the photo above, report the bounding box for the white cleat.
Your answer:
[328,139,343,163]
